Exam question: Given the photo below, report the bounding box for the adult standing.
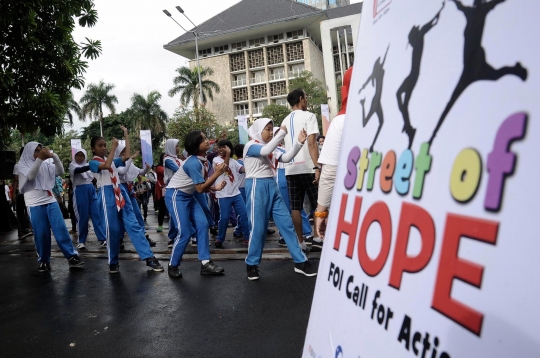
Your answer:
[146,166,157,212]
[281,88,324,252]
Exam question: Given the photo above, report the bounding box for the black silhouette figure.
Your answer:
[397,2,445,149]
[359,45,390,152]
[429,0,528,145]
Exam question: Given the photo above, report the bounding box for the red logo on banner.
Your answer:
[373,0,392,18]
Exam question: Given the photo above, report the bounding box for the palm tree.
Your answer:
[79,80,118,136]
[168,66,220,110]
[129,91,168,143]
[65,91,81,126]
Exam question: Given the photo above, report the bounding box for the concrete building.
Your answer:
[296,0,351,10]
[164,0,361,124]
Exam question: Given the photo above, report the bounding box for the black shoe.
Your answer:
[278,238,287,247]
[304,236,314,245]
[266,228,276,235]
[38,262,51,272]
[120,243,125,251]
[168,239,174,248]
[233,232,243,239]
[168,265,182,278]
[210,226,218,236]
[146,257,164,272]
[214,240,223,249]
[311,238,323,250]
[247,265,259,281]
[109,264,120,274]
[19,230,33,240]
[294,261,317,277]
[201,261,225,275]
[68,255,84,268]
[146,235,157,247]
[302,246,310,255]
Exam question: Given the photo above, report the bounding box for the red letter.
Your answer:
[358,201,392,276]
[432,214,499,336]
[334,193,363,258]
[389,202,435,290]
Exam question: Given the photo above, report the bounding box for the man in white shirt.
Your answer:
[281,88,324,251]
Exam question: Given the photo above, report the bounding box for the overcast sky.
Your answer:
[71,0,362,132]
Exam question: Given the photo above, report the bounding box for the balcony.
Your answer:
[252,107,265,115]
[269,72,286,81]
[232,78,247,87]
[235,109,249,116]
[250,76,266,85]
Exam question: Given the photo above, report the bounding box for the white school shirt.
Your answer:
[166,156,205,195]
[213,156,243,198]
[19,161,58,207]
[88,158,125,187]
[281,110,320,175]
[164,156,183,184]
[318,114,345,166]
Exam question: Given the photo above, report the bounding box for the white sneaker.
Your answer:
[100,241,107,248]
[77,243,86,250]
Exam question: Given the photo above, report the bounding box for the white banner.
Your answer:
[238,115,249,144]
[321,104,330,136]
[304,1,539,358]
[70,139,82,161]
[140,130,153,167]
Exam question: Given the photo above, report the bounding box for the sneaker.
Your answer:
[156,226,163,233]
[242,239,249,246]
[278,238,287,247]
[233,232,243,239]
[190,238,197,247]
[68,255,85,268]
[38,262,51,272]
[200,261,225,275]
[146,235,157,247]
[266,228,276,235]
[100,241,107,248]
[247,265,259,281]
[69,229,77,235]
[302,246,310,255]
[168,265,182,278]
[76,243,86,250]
[304,236,314,245]
[210,226,218,236]
[294,261,317,277]
[168,240,174,248]
[311,238,323,250]
[109,264,120,274]
[146,257,164,272]
[19,230,33,240]
[214,240,223,249]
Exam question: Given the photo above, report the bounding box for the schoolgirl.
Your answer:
[18,142,84,272]
[163,139,183,247]
[89,127,163,273]
[69,149,108,250]
[165,130,227,278]
[243,118,317,280]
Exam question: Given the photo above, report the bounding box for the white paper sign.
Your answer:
[304,1,540,357]
[321,104,330,135]
[70,139,82,161]
[238,115,249,144]
[140,130,153,166]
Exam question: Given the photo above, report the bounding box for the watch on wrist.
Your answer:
[313,166,321,171]
[314,211,328,218]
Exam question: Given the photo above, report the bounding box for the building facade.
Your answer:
[296,0,351,10]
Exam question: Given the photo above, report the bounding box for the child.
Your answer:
[243,118,317,280]
[18,142,84,272]
[154,153,168,233]
[69,149,108,250]
[213,140,250,247]
[165,130,228,278]
[163,139,182,247]
[89,126,163,274]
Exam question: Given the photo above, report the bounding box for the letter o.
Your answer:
[358,201,392,276]
[450,148,482,203]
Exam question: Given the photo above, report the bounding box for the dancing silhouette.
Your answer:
[429,0,528,145]
[359,45,390,152]
[397,2,445,149]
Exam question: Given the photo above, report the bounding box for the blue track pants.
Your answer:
[28,202,77,263]
[245,178,307,266]
[73,184,107,243]
[217,194,249,242]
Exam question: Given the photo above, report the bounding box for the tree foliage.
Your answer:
[262,104,291,122]
[289,71,327,131]
[0,0,102,147]
[168,66,220,111]
[129,91,168,136]
[79,80,118,136]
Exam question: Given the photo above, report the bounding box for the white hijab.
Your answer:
[69,149,93,180]
[248,117,273,144]
[114,144,139,182]
[165,139,179,157]
[18,142,56,192]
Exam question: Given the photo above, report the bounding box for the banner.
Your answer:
[321,104,330,135]
[304,1,539,358]
[140,130,153,167]
[238,115,249,144]
[70,139,82,161]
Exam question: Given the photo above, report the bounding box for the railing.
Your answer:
[235,109,249,116]
[269,72,286,81]
[250,76,266,84]
[232,78,247,87]
[288,69,303,78]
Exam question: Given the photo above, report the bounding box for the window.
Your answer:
[269,33,284,43]
[252,101,267,115]
[289,64,304,78]
[235,104,249,116]
[270,67,285,81]
[286,30,303,40]
[250,70,266,84]
[249,37,265,47]
[199,48,211,57]
[232,74,247,87]
[273,98,288,106]
[214,44,229,54]
[231,41,246,51]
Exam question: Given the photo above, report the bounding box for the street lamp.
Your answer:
[163,7,204,108]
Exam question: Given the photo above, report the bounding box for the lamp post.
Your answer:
[163,8,204,108]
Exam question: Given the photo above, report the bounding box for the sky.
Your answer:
[71,0,362,132]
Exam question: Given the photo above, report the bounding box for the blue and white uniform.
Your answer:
[243,118,307,266]
[165,155,212,267]
[89,154,154,265]
[69,149,107,244]
[18,142,78,263]
[163,139,183,241]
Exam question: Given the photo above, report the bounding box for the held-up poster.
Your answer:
[70,139,82,161]
[140,130,153,167]
[304,1,539,357]
[238,115,249,144]
[321,104,330,136]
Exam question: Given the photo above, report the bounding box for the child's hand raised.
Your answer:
[120,125,128,133]
[112,138,119,148]
[130,150,140,159]
[215,163,228,175]
[298,128,307,144]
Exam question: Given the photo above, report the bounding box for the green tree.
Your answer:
[79,80,118,136]
[262,104,291,122]
[168,66,220,113]
[167,108,220,149]
[0,0,102,148]
[80,112,130,142]
[65,91,82,126]
[289,71,327,131]
[129,91,168,149]
[49,130,81,171]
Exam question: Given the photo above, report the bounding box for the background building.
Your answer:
[296,0,351,10]
[164,0,361,124]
